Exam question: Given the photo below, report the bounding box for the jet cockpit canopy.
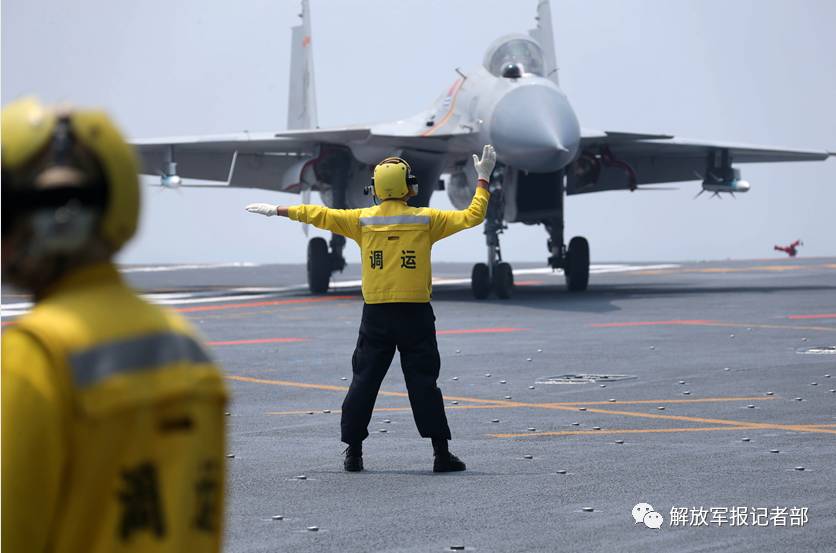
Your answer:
[483,34,545,78]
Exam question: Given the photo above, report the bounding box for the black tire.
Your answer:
[493,262,514,299]
[565,236,590,292]
[307,237,331,294]
[471,263,491,299]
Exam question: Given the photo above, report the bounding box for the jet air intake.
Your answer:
[490,82,580,173]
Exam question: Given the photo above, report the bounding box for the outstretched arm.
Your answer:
[245,203,361,242]
[245,204,291,217]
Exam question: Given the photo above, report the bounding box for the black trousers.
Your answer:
[341,302,451,444]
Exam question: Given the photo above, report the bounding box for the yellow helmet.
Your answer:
[372,157,417,200]
[1,97,141,252]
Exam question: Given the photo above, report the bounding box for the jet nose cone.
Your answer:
[490,84,580,173]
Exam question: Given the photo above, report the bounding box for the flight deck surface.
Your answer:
[3,258,835,552]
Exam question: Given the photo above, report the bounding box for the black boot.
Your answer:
[343,443,363,472]
[432,438,466,473]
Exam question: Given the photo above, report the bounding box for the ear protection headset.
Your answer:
[364,157,418,201]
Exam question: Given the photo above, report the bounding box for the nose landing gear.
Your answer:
[471,263,491,299]
[493,261,514,299]
[471,187,515,299]
[471,261,514,300]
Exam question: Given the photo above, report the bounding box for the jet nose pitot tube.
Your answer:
[489,83,580,173]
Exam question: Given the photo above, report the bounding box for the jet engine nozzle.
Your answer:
[489,82,580,173]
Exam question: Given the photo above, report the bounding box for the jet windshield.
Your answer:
[485,37,545,78]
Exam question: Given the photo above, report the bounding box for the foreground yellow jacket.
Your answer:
[289,187,490,303]
[2,263,227,553]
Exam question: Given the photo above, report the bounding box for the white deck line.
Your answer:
[1,263,680,318]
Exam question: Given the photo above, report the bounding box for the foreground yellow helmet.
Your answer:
[1,97,140,252]
[372,157,417,200]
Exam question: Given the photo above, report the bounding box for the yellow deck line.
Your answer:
[537,396,778,406]
[264,396,778,415]
[229,374,521,405]
[538,404,836,435]
[229,375,836,435]
[491,426,761,438]
[266,404,505,416]
[231,376,778,407]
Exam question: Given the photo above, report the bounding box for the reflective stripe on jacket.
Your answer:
[289,187,490,303]
[1,263,227,553]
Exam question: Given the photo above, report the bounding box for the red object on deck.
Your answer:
[774,239,803,257]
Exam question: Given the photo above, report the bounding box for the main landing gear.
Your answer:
[564,236,590,291]
[547,219,589,293]
[306,233,347,294]
[471,188,514,299]
[306,168,348,294]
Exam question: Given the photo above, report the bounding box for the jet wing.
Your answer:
[132,126,464,191]
[133,128,366,190]
[568,129,833,194]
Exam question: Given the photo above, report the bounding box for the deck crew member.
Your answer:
[2,98,228,552]
[246,145,496,472]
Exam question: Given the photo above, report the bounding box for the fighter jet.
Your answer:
[134,0,833,299]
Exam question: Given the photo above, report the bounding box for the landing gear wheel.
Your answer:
[493,262,514,299]
[565,236,590,292]
[307,237,331,294]
[471,263,491,299]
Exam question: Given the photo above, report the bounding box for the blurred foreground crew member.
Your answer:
[1,98,227,552]
[246,145,496,472]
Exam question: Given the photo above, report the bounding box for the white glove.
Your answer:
[246,203,278,217]
[472,144,497,182]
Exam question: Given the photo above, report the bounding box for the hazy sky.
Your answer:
[3,0,834,265]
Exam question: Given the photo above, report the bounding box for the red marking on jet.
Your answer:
[774,239,803,257]
[591,320,717,328]
[446,80,459,96]
[437,327,525,335]
[302,35,311,47]
[175,295,355,313]
[207,337,308,346]
[514,280,545,286]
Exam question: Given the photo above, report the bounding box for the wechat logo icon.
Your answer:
[632,503,663,529]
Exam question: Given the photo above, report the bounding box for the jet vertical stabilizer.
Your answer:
[287,0,318,129]
[528,0,559,85]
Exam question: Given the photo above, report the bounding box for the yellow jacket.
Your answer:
[289,187,490,303]
[2,263,227,553]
